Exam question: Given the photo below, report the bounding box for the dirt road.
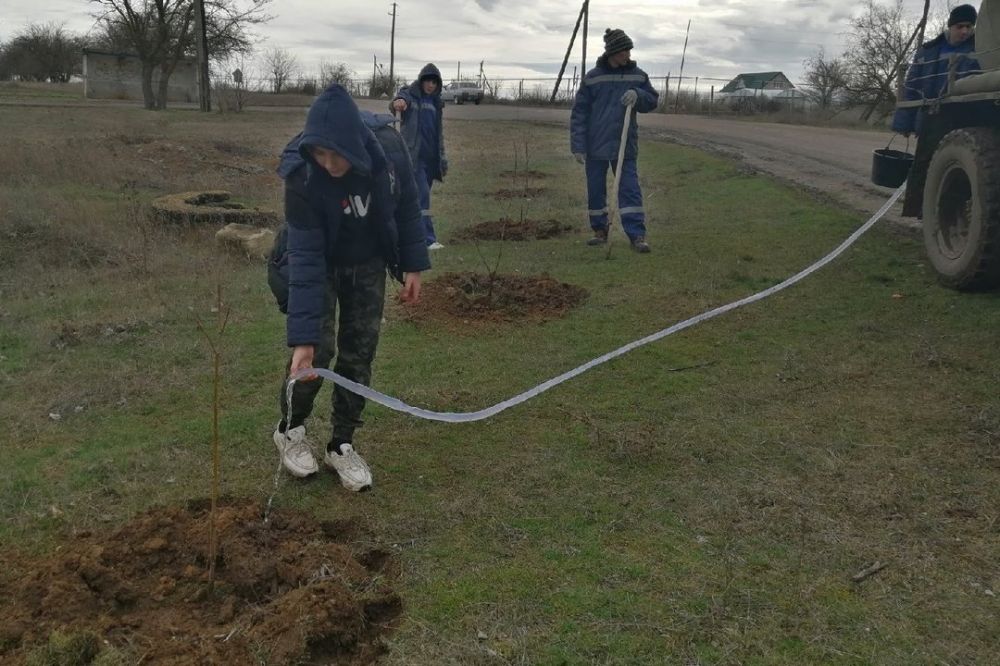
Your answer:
[367,101,909,227]
[5,95,907,225]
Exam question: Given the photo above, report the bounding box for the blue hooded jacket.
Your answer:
[392,63,448,180]
[892,33,979,134]
[571,55,659,161]
[278,85,429,347]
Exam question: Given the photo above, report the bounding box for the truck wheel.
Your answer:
[922,127,1000,290]
[474,98,481,105]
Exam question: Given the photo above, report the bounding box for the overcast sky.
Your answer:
[0,0,957,85]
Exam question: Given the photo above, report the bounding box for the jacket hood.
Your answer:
[414,63,443,94]
[277,107,390,180]
[298,84,371,176]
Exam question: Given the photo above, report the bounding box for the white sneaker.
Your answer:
[428,242,445,250]
[272,424,318,477]
[324,443,373,492]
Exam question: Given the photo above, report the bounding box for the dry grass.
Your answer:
[1,104,998,664]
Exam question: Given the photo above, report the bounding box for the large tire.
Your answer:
[922,127,1000,290]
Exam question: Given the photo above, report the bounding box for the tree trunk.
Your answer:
[141,62,157,110]
[157,68,170,110]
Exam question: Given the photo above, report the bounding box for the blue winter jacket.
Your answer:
[891,33,979,134]
[391,63,448,180]
[571,56,659,161]
[279,84,429,347]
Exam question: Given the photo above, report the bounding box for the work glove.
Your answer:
[621,89,638,107]
[574,153,586,165]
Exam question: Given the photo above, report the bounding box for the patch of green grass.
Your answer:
[2,109,999,664]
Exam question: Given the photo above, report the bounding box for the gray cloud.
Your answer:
[0,0,936,84]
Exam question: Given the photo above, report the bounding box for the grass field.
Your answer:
[1,102,998,665]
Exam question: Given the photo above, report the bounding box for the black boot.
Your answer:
[631,236,651,253]
[587,227,608,246]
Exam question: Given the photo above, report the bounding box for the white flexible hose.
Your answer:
[286,187,905,423]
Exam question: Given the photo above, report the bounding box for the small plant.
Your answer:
[194,282,231,588]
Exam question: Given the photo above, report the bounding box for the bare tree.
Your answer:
[318,59,353,88]
[803,48,848,110]
[0,23,85,82]
[841,0,917,120]
[263,46,296,93]
[90,0,271,110]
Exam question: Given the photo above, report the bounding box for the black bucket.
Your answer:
[871,148,914,188]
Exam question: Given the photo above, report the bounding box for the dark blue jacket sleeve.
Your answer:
[284,171,327,347]
[635,73,659,113]
[391,147,431,273]
[570,82,591,155]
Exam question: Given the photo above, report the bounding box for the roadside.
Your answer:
[0,93,913,228]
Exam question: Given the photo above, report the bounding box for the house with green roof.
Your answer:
[720,71,794,96]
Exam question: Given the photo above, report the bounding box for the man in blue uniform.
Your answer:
[391,63,448,250]
[571,28,659,253]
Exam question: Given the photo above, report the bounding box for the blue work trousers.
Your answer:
[585,158,646,240]
[414,159,437,245]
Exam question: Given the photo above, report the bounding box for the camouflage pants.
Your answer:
[279,257,386,443]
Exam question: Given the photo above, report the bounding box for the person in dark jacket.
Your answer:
[892,4,979,136]
[272,84,430,492]
[571,28,659,253]
[391,63,449,250]
[891,4,979,216]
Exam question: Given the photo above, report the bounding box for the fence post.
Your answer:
[710,85,714,117]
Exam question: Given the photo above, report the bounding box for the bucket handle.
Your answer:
[885,134,911,153]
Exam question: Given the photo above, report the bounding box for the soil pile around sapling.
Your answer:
[407,271,587,325]
[455,217,575,241]
[0,498,401,665]
[497,169,549,180]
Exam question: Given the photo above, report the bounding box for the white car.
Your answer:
[440,81,484,105]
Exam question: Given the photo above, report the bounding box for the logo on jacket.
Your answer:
[342,193,371,218]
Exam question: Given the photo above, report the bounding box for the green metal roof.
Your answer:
[720,72,785,93]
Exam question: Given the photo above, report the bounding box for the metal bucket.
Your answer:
[871,148,914,188]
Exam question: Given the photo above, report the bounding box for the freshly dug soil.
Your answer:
[406,271,587,325]
[151,191,279,225]
[0,498,400,665]
[454,217,575,242]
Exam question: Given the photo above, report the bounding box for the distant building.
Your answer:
[719,71,794,98]
[82,49,198,102]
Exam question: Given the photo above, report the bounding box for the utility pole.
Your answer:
[388,3,397,87]
[674,19,691,113]
[552,0,588,101]
[193,0,211,111]
[581,0,589,79]
[372,54,377,97]
[479,60,484,87]
[457,61,461,82]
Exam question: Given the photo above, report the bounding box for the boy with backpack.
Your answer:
[267,84,429,491]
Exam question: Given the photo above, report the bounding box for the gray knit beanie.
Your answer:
[603,28,634,56]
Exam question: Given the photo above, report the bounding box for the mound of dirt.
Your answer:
[407,272,587,325]
[151,191,279,226]
[455,217,575,241]
[0,498,400,665]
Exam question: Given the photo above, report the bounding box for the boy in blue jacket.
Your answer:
[391,63,448,249]
[271,84,429,492]
[571,28,659,253]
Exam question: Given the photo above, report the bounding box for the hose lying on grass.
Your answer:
[287,187,905,423]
